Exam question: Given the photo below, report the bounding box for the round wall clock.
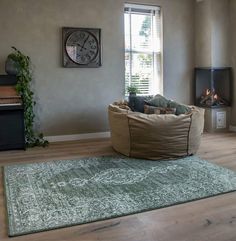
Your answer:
[62,27,102,68]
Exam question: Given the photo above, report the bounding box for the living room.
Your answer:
[0,0,235,240]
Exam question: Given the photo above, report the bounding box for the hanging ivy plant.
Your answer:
[7,47,48,147]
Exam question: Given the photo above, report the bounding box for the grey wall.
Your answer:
[195,0,212,67]
[211,0,230,67]
[195,0,230,67]
[0,0,195,136]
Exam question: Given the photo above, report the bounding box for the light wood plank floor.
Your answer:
[0,133,235,241]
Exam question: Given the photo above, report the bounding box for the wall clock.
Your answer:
[62,27,102,68]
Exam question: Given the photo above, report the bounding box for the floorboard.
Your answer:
[0,133,235,241]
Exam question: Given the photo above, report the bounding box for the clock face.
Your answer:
[65,30,99,65]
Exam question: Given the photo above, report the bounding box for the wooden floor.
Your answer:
[0,133,236,241]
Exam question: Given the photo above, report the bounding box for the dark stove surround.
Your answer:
[194,67,232,108]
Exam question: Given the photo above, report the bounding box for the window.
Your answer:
[124,3,162,95]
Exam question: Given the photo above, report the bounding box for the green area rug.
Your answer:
[3,155,236,236]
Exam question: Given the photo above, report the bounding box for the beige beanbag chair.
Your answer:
[108,104,205,160]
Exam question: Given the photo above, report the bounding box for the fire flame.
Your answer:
[201,88,225,107]
[206,89,211,95]
[205,89,218,100]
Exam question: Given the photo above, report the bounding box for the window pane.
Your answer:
[131,14,152,52]
[125,52,153,95]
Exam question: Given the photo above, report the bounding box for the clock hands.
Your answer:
[80,34,90,51]
[76,43,87,50]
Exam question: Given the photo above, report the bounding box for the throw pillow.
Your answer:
[128,95,153,112]
[144,105,160,114]
[144,105,176,115]
[164,107,177,114]
[168,101,191,115]
[145,94,169,108]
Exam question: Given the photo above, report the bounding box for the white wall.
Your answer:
[0,0,195,135]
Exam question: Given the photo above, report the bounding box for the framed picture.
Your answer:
[62,27,102,68]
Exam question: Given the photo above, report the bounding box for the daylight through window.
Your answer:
[124,3,162,95]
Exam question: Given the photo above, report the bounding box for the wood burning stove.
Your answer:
[194,67,232,133]
[194,67,232,108]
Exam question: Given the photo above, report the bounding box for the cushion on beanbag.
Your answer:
[167,101,191,115]
[145,94,169,108]
[144,105,176,114]
[145,94,191,115]
[128,95,153,113]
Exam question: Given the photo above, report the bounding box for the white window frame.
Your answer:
[124,3,163,96]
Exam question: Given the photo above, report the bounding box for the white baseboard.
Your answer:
[229,125,236,132]
[45,131,110,143]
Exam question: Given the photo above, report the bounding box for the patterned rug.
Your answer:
[3,155,236,236]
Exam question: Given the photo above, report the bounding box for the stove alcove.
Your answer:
[194,67,232,133]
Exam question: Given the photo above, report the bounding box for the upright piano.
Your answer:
[0,75,25,150]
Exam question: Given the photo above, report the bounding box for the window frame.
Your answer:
[124,3,163,96]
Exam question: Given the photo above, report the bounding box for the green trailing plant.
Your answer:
[127,84,140,95]
[8,47,48,147]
